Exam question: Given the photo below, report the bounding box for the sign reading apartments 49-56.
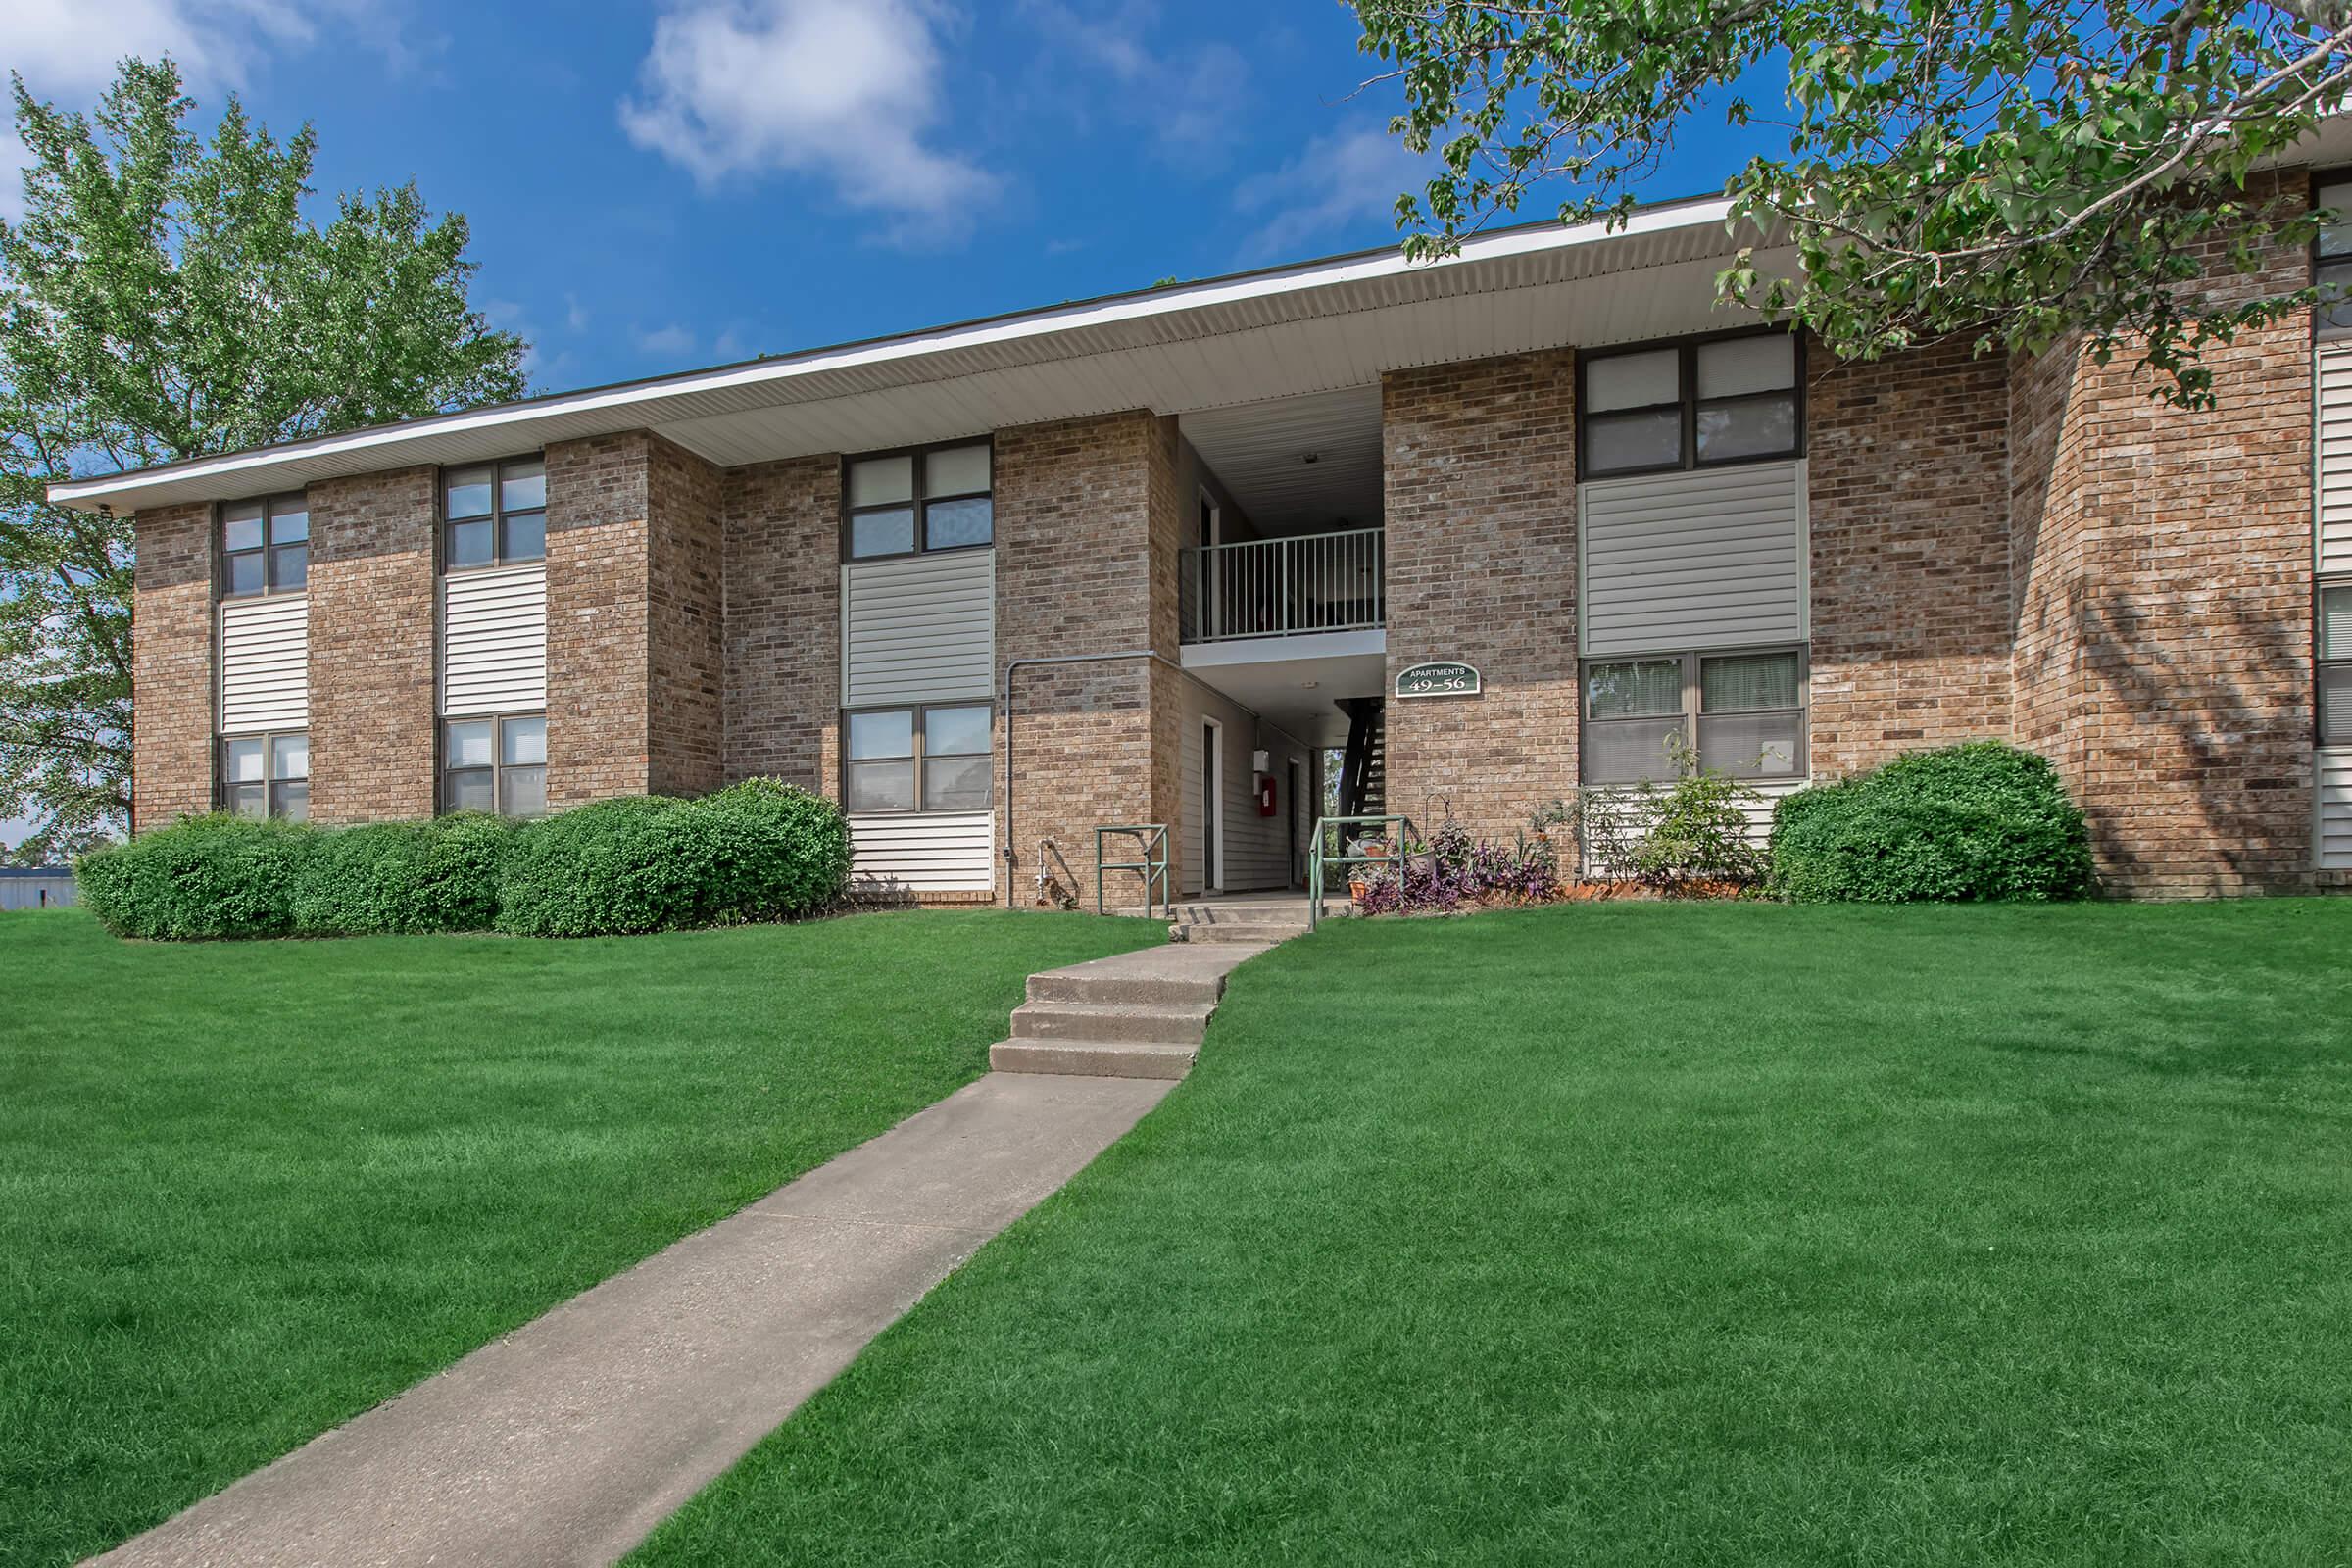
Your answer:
[1394,662,1481,699]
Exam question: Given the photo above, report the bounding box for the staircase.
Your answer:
[989,940,1272,1080]
[1162,897,1317,945]
[1336,697,1386,817]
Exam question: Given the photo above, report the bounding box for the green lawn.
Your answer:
[633,901,2352,1568]
[0,906,1160,1568]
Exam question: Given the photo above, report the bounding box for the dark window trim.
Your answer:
[217,727,310,819]
[839,700,995,815]
[2315,166,2352,262]
[440,710,548,817]
[218,492,310,599]
[1576,327,1806,480]
[839,437,995,563]
[439,453,548,575]
[1580,644,1810,785]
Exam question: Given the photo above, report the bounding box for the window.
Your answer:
[843,442,992,560]
[443,457,546,570]
[843,703,992,813]
[444,713,546,816]
[220,494,308,596]
[221,730,309,820]
[1581,649,1806,784]
[1579,333,1802,478]
[2323,583,2352,744]
[2318,176,2352,337]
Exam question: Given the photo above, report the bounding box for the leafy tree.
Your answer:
[1354,0,2352,405]
[1,58,526,859]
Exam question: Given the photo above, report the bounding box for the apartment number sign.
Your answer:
[1394,661,1482,699]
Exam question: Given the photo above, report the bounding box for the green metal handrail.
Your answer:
[1306,814,1418,932]
[1095,824,1171,918]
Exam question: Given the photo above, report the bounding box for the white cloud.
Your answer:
[634,322,697,359]
[564,293,591,334]
[1233,123,1429,262]
[618,0,999,229]
[1014,1,1250,162]
[1,0,424,220]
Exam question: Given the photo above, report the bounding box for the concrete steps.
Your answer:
[988,936,1282,1082]
[1159,898,1319,946]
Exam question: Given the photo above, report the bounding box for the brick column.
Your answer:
[2008,195,2314,896]
[1806,339,2014,777]
[544,431,723,806]
[308,467,438,822]
[1381,349,1580,839]
[721,455,841,794]
[130,502,216,830]
[996,409,1181,906]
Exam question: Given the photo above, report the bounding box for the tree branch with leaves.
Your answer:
[1354,0,2352,405]
[0,58,527,859]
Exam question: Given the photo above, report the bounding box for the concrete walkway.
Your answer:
[90,1071,1172,1568]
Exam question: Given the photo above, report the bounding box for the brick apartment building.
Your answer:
[49,170,2352,903]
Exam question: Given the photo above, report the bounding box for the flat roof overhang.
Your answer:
[49,195,1792,514]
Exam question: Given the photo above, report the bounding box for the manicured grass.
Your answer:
[634,901,2352,1567]
[0,906,1160,1568]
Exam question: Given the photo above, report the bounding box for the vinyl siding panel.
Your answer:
[2319,343,2352,574]
[1574,774,1804,875]
[842,550,995,707]
[440,564,547,716]
[218,594,308,731]
[849,811,996,892]
[2321,749,2352,869]
[1579,460,1807,656]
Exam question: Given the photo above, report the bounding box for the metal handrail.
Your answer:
[1095,824,1170,918]
[1305,814,1418,932]
[1179,527,1385,643]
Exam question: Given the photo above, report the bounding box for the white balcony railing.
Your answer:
[1179,527,1384,644]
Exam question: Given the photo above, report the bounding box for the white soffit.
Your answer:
[53,197,1776,513]
[1181,386,1385,533]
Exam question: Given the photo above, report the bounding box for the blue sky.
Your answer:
[4,1,1770,851]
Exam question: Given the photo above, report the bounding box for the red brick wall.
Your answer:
[308,467,438,822]
[646,437,725,797]
[2007,197,2316,895]
[130,502,215,830]
[1807,339,2015,776]
[721,456,840,793]
[996,409,1181,906]
[1381,349,1581,838]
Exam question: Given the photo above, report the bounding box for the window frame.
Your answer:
[839,701,995,815]
[1580,646,1810,786]
[2314,168,2352,338]
[439,454,548,574]
[440,711,548,818]
[218,728,310,820]
[219,493,310,598]
[839,438,995,563]
[2322,578,2352,747]
[1576,328,1806,480]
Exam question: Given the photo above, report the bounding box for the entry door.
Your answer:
[1200,720,1220,889]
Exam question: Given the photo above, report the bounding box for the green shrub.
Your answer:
[74,814,319,940]
[1767,742,2096,904]
[496,782,855,938]
[686,778,856,925]
[288,813,520,935]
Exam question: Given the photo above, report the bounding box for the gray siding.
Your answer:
[841,551,994,707]
[2321,343,2352,575]
[1178,681,1310,895]
[2321,750,2352,870]
[1578,460,1807,657]
[440,564,547,716]
[848,811,995,893]
[218,594,308,732]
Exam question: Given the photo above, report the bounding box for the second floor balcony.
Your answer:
[1179,527,1385,645]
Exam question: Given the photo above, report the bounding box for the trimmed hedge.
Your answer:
[1767,742,2096,904]
[75,780,855,941]
[495,781,854,938]
[74,814,316,940]
[288,813,521,935]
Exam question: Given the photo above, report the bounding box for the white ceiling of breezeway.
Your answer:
[1179,386,1384,536]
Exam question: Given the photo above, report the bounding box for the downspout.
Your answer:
[1000,650,1283,908]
